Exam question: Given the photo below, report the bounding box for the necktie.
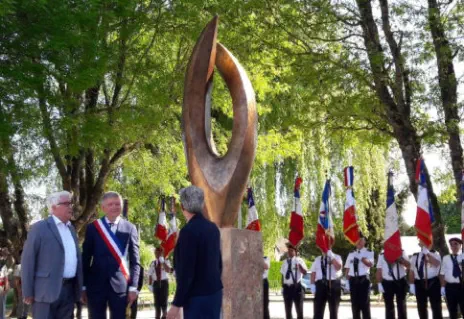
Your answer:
[418,255,425,280]
[452,255,461,279]
[354,254,359,276]
[285,259,292,280]
[321,257,327,280]
[156,260,162,281]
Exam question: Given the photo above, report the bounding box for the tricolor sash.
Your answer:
[93,218,130,282]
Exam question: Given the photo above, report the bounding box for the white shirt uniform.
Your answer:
[148,259,172,281]
[310,254,343,281]
[263,256,270,280]
[52,215,77,279]
[345,248,374,277]
[280,257,308,286]
[440,254,463,284]
[410,251,441,280]
[13,264,21,277]
[376,251,409,281]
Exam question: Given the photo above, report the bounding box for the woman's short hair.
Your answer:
[46,191,72,213]
[179,186,204,214]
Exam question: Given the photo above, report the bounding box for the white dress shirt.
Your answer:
[105,216,121,233]
[280,257,308,286]
[263,257,271,279]
[345,248,374,277]
[440,254,463,284]
[376,251,409,281]
[310,254,343,281]
[148,259,172,281]
[410,251,441,279]
[52,215,77,279]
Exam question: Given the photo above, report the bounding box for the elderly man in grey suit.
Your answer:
[21,191,83,319]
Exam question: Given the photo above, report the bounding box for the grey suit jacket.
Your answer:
[21,216,83,303]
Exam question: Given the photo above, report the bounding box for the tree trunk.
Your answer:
[355,0,448,253]
[427,0,463,203]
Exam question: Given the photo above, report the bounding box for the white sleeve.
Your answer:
[147,261,155,276]
[280,262,286,275]
[367,251,375,264]
[439,256,447,275]
[345,253,352,268]
[310,258,318,272]
[298,257,308,271]
[376,254,383,268]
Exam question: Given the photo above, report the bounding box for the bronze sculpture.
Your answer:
[182,16,257,228]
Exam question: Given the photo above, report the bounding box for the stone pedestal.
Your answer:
[220,228,263,319]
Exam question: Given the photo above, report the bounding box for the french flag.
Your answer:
[316,180,334,253]
[289,177,304,247]
[383,171,402,263]
[414,158,434,249]
[461,171,464,243]
[155,197,168,241]
[246,188,261,232]
[343,166,360,245]
[162,213,178,257]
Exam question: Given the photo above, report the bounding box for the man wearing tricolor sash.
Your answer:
[82,191,141,319]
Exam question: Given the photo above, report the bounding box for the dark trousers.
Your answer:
[283,283,304,319]
[263,279,270,319]
[87,284,127,319]
[33,280,75,319]
[383,278,408,319]
[183,289,222,319]
[349,276,371,319]
[445,283,464,319]
[314,279,341,319]
[414,278,443,319]
[130,297,139,319]
[153,280,169,319]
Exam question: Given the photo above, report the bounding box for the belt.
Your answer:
[350,275,367,280]
[415,276,438,281]
[62,277,75,284]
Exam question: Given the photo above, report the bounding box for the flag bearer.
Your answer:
[345,234,374,319]
[440,237,463,319]
[310,241,343,319]
[376,250,410,319]
[409,242,442,319]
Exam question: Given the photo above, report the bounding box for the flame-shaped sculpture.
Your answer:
[182,16,257,227]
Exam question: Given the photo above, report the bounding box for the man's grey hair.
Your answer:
[179,186,204,214]
[101,191,123,205]
[46,191,72,213]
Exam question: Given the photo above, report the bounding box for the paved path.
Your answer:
[74,294,451,319]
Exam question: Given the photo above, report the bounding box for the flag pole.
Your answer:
[326,171,332,292]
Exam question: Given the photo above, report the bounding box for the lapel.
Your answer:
[47,216,64,250]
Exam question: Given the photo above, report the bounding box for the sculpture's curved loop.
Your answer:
[182,16,257,227]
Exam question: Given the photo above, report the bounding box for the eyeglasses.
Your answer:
[57,202,73,208]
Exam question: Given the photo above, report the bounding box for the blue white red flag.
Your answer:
[161,197,178,257]
[155,197,168,241]
[414,158,434,249]
[343,166,360,245]
[316,180,334,253]
[246,188,261,232]
[344,166,354,187]
[289,177,304,246]
[383,171,402,263]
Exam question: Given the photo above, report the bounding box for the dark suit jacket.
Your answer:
[172,213,223,307]
[21,216,83,303]
[82,217,140,293]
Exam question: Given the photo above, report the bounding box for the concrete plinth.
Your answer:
[220,228,263,319]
